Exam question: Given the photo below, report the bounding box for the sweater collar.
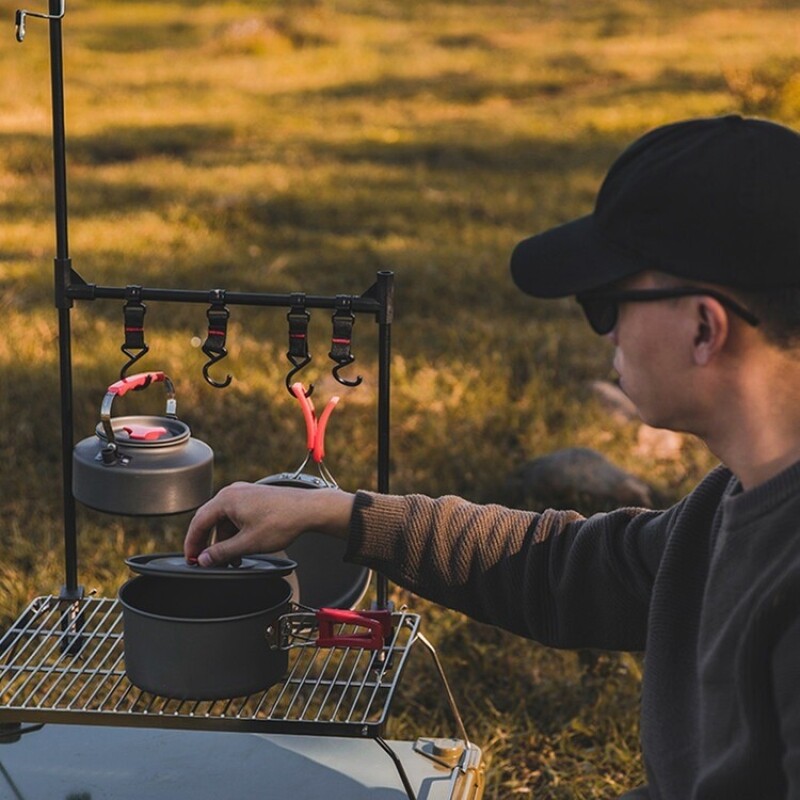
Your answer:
[721,457,800,529]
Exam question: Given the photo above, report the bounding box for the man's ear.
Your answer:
[693,298,729,366]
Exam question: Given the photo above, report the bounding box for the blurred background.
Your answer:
[1,1,798,796]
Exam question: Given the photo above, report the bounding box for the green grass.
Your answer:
[2,1,799,796]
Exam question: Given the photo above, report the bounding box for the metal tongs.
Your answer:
[289,381,339,487]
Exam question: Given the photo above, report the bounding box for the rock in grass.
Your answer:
[588,380,639,423]
[506,447,653,512]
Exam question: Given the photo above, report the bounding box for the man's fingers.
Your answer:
[197,535,245,567]
[185,488,240,560]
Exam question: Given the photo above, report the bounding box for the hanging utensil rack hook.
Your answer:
[332,357,362,388]
[201,290,233,389]
[285,293,314,397]
[330,296,363,388]
[15,0,65,42]
[120,286,149,379]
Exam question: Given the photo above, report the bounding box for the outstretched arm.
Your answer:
[184,482,355,566]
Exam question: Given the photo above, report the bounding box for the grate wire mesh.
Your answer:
[0,596,419,737]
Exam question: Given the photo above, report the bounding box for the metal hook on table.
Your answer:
[15,0,65,42]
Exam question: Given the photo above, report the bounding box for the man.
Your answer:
[185,115,800,798]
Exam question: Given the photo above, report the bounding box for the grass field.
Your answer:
[1,1,799,796]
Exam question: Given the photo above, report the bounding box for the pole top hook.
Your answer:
[15,0,65,42]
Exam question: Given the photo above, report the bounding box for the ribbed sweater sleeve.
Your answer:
[347,491,676,650]
[344,463,800,798]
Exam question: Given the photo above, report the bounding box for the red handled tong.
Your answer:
[290,381,340,487]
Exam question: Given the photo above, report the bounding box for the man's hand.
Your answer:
[184,482,355,567]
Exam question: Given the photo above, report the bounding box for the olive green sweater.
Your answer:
[347,462,800,799]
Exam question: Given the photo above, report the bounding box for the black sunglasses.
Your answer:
[576,286,760,335]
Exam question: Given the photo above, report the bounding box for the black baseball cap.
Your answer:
[510,115,800,298]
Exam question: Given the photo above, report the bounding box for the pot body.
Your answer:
[73,415,214,516]
[119,574,291,700]
[257,473,371,610]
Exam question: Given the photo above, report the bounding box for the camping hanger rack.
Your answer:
[3,8,484,799]
[57,273,395,609]
[26,0,395,608]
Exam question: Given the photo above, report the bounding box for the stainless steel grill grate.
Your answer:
[0,596,420,737]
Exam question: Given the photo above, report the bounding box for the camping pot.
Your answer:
[258,472,371,610]
[73,371,214,516]
[257,383,370,610]
[119,553,296,700]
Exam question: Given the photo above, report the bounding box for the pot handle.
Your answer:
[312,396,339,464]
[100,371,177,446]
[291,381,317,452]
[315,608,392,650]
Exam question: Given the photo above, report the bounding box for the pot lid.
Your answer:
[126,553,296,580]
[96,415,191,448]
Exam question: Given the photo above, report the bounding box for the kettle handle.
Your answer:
[107,371,169,397]
[100,371,177,446]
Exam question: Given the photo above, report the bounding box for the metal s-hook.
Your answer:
[202,292,232,389]
[203,351,232,389]
[285,294,314,397]
[120,345,149,379]
[329,296,363,388]
[332,357,362,388]
[15,0,65,42]
[285,355,313,396]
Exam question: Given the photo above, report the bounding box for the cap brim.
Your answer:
[510,214,646,298]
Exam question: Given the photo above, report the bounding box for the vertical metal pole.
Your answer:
[375,271,393,609]
[48,1,81,597]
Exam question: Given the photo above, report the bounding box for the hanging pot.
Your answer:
[119,553,296,700]
[257,382,370,611]
[73,371,214,516]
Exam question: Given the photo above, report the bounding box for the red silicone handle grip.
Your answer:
[315,608,392,650]
[312,396,339,464]
[291,382,317,451]
[107,371,165,397]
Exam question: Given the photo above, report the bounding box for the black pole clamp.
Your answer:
[285,293,313,396]
[202,290,232,389]
[330,296,363,388]
[120,285,149,379]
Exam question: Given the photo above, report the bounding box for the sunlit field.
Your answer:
[1,1,798,796]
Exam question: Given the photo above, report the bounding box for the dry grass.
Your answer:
[1,1,798,796]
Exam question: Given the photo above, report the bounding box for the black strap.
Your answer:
[122,286,146,352]
[203,302,229,358]
[329,296,356,364]
[287,293,310,364]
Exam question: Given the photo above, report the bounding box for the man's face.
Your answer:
[605,272,698,432]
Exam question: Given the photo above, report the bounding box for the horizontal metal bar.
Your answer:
[65,284,382,315]
[0,705,386,737]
